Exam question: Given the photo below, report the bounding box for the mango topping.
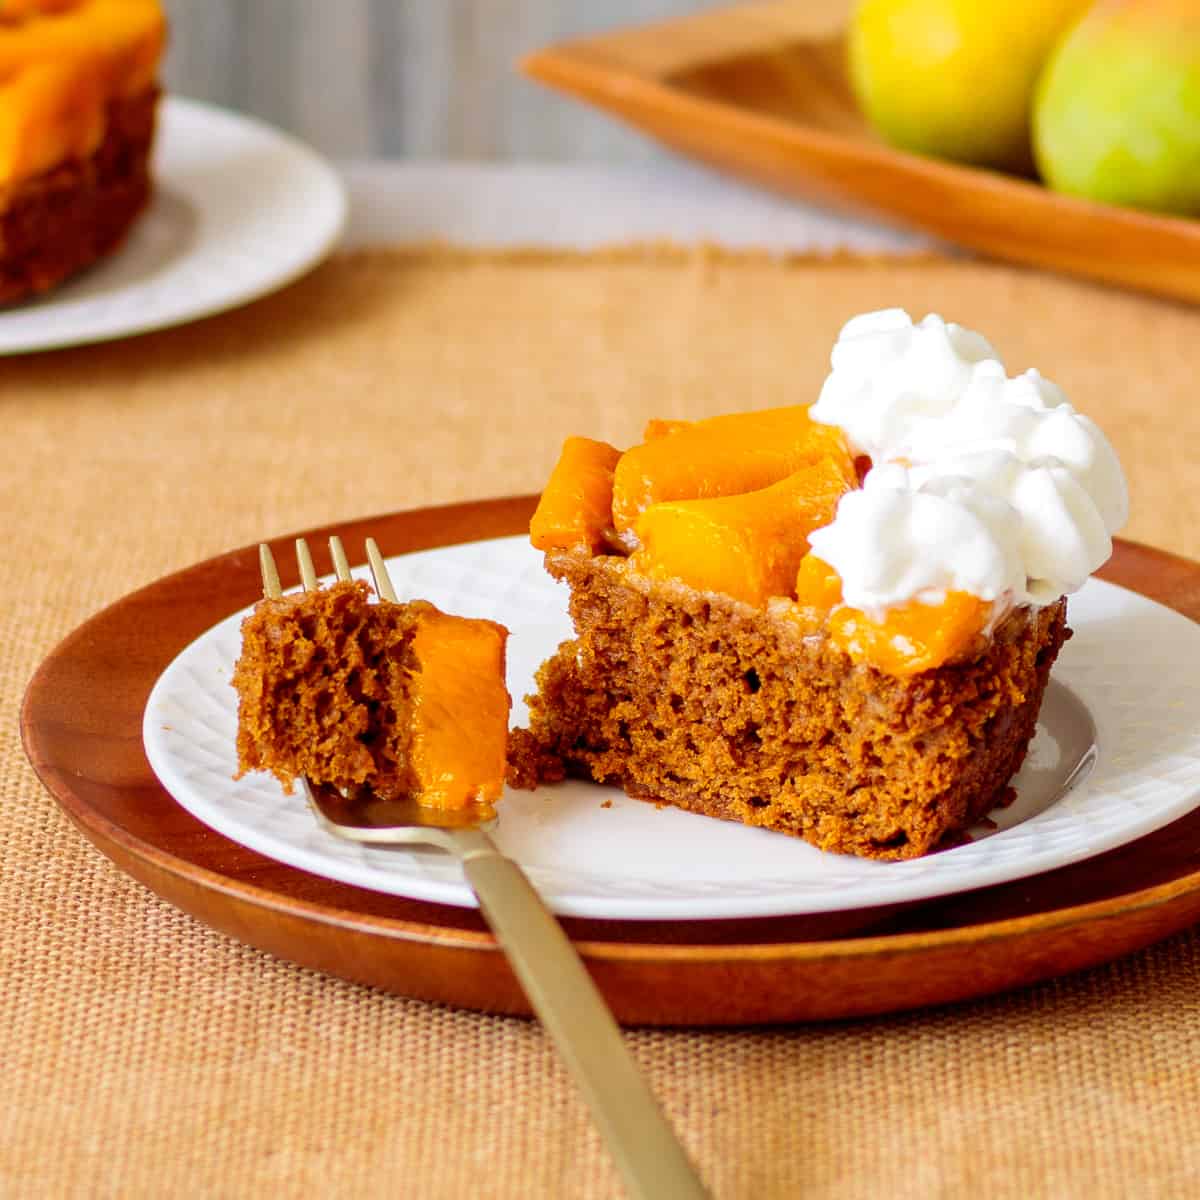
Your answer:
[409,608,510,810]
[793,552,845,614]
[529,436,622,553]
[794,553,991,676]
[530,405,998,674]
[0,0,165,184]
[611,406,851,534]
[630,454,857,607]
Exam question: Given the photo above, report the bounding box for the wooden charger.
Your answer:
[20,497,1200,1025]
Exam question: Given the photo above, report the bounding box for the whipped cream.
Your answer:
[811,309,999,461]
[807,309,1128,614]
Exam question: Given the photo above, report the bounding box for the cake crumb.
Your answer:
[506,727,566,790]
[992,786,1018,810]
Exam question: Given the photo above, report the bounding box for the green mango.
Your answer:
[1034,0,1200,216]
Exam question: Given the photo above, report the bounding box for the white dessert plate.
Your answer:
[143,535,1200,921]
[0,97,345,355]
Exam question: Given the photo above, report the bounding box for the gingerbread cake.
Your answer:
[0,0,166,305]
[510,310,1128,860]
[233,580,510,813]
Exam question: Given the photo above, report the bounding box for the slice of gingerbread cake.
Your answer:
[509,310,1127,860]
[233,580,510,813]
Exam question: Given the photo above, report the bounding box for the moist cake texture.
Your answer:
[234,581,417,799]
[513,551,1068,860]
[233,580,510,811]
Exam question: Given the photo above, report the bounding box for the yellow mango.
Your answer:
[612,406,849,534]
[529,436,622,553]
[630,455,856,607]
[409,608,510,810]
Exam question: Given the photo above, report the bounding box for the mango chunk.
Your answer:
[828,591,990,676]
[409,609,510,810]
[794,552,845,613]
[612,405,850,534]
[0,60,104,180]
[630,454,856,607]
[794,554,991,675]
[529,436,622,553]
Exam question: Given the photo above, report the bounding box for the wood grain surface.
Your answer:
[523,1,1200,305]
[19,498,1200,1026]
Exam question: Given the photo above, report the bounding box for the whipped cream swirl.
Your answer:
[807,309,1128,614]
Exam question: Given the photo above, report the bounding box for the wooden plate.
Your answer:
[522,2,1200,306]
[20,497,1200,1025]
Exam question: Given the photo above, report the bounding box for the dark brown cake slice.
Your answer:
[512,550,1068,861]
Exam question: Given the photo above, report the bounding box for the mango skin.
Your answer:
[848,0,1090,171]
[1034,0,1200,216]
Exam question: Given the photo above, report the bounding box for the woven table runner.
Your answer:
[3,249,1198,1198]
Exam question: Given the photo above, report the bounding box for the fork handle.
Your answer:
[460,840,711,1200]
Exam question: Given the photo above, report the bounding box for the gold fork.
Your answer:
[259,535,710,1200]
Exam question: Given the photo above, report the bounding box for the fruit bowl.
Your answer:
[523,0,1200,304]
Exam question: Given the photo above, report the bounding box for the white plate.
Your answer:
[0,97,345,354]
[143,536,1200,920]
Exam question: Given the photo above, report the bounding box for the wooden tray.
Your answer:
[523,1,1200,306]
[20,497,1200,1025]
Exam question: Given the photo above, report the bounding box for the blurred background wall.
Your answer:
[160,0,710,161]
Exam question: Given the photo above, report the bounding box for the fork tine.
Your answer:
[329,535,352,582]
[295,538,318,592]
[259,544,283,600]
[365,537,399,603]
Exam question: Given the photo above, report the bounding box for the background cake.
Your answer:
[0,0,165,304]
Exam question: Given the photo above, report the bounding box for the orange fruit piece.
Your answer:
[794,553,845,613]
[612,406,850,534]
[409,608,510,810]
[829,590,990,676]
[795,553,991,675]
[630,454,857,607]
[529,436,622,553]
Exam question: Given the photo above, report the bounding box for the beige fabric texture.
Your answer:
[4,250,1200,1199]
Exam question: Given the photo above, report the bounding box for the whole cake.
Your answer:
[510,310,1128,860]
[0,0,166,304]
[233,580,511,813]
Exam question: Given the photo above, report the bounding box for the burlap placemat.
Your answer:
[3,249,1199,1198]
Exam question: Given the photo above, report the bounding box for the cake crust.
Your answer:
[0,87,157,305]
[511,549,1070,861]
